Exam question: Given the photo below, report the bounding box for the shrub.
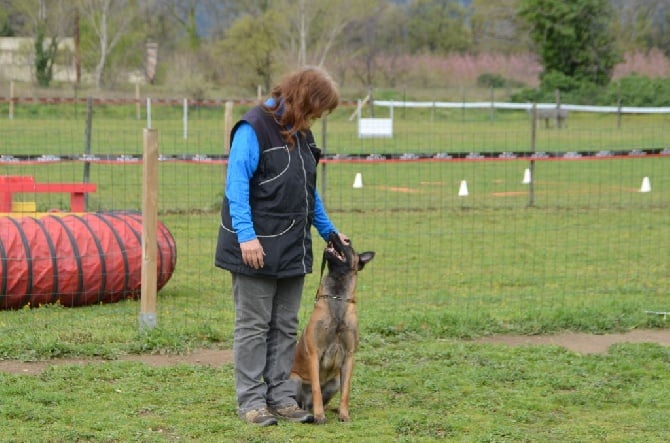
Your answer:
[604,74,670,106]
[476,72,507,88]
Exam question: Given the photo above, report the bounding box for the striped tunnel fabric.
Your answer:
[0,212,176,309]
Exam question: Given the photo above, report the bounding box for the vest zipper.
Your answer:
[297,137,309,274]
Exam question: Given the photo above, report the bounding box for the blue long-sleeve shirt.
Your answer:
[226,122,336,243]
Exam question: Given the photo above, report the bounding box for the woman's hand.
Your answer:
[338,232,350,245]
[240,238,265,269]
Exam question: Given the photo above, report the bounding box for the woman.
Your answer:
[215,66,348,426]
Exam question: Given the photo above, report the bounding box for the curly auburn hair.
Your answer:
[265,66,340,147]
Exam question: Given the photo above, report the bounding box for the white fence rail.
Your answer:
[373,100,670,114]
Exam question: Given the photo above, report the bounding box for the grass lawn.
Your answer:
[1,105,669,441]
[1,336,668,441]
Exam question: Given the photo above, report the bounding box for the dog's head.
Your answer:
[324,231,375,274]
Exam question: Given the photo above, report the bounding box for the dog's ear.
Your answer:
[357,251,375,270]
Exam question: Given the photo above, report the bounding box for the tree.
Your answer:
[219,10,285,92]
[277,0,379,67]
[0,0,18,36]
[344,1,407,89]
[156,0,229,50]
[406,0,471,54]
[470,0,530,54]
[518,0,622,87]
[160,0,201,50]
[11,0,73,87]
[34,20,59,86]
[77,0,137,89]
[611,0,670,56]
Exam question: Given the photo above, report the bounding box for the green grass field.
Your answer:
[1,105,669,441]
[3,102,670,156]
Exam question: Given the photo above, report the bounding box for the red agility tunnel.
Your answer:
[0,212,177,309]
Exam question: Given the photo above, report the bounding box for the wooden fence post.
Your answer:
[224,100,234,155]
[9,80,15,120]
[555,89,561,129]
[135,82,141,120]
[183,98,188,140]
[461,89,466,122]
[146,98,152,129]
[489,86,495,121]
[139,128,159,332]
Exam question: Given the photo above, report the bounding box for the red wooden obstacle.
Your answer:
[0,176,96,212]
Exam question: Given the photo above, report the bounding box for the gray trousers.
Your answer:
[231,273,304,414]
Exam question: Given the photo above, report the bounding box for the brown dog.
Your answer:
[291,232,375,424]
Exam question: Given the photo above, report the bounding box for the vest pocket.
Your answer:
[253,212,297,238]
[258,146,290,186]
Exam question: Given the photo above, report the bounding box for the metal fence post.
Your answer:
[320,116,328,207]
[529,103,537,207]
[83,96,93,210]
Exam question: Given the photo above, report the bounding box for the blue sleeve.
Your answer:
[226,123,259,243]
[313,189,337,241]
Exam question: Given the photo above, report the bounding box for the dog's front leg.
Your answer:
[338,352,355,422]
[307,350,326,424]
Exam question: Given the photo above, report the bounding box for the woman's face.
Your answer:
[307,111,324,128]
[309,108,332,126]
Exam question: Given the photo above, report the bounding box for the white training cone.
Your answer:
[458,180,469,197]
[522,168,531,184]
[639,176,651,193]
[353,172,363,189]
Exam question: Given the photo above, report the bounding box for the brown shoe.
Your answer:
[269,404,314,423]
[241,407,278,427]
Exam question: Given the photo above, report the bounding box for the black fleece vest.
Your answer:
[215,106,321,277]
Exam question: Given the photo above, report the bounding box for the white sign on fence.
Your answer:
[358,117,393,138]
[353,96,395,138]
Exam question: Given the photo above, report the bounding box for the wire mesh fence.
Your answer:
[1,98,668,338]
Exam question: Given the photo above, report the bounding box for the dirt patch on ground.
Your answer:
[474,329,670,354]
[1,330,668,376]
[0,349,234,376]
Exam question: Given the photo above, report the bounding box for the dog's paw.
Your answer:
[338,414,350,422]
[314,415,327,425]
